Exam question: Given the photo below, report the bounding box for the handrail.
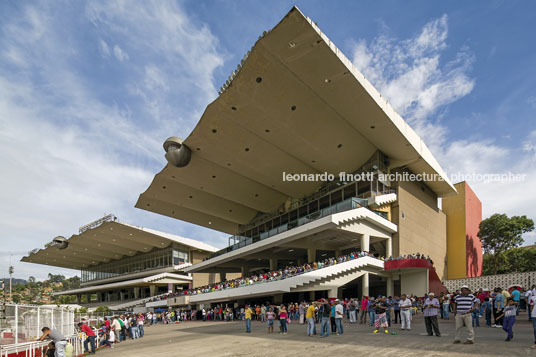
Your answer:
[210,197,366,259]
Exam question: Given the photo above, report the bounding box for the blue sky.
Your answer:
[1,0,535,280]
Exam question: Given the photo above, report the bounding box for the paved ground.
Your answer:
[97,315,535,356]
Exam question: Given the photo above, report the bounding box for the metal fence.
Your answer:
[0,304,74,344]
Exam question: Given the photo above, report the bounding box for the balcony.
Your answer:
[210,197,368,259]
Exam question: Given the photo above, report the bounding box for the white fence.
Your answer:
[0,304,75,344]
[443,271,536,292]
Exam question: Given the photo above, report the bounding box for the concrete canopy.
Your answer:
[21,221,218,270]
[136,6,455,235]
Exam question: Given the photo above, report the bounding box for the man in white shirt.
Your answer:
[400,294,413,330]
[334,299,344,335]
[530,293,536,349]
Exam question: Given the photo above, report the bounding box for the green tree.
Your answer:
[12,294,21,303]
[95,306,110,313]
[79,307,88,313]
[478,214,534,275]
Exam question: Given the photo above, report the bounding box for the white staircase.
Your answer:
[189,256,384,303]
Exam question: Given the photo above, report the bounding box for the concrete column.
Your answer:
[269,258,277,270]
[76,295,81,304]
[386,275,394,297]
[120,291,124,301]
[241,266,248,277]
[362,272,369,297]
[307,247,316,263]
[220,272,226,281]
[308,291,315,301]
[134,288,140,300]
[386,236,392,258]
[86,294,92,303]
[273,294,283,304]
[335,249,341,258]
[361,234,370,252]
[149,285,156,297]
[327,288,338,299]
[168,283,174,293]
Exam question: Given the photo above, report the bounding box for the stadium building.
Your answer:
[22,7,483,309]
[21,215,219,309]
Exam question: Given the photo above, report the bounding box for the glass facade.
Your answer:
[81,245,190,283]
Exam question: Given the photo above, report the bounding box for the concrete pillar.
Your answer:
[387,275,394,297]
[327,288,338,299]
[273,294,283,304]
[362,272,369,297]
[76,295,81,304]
[134,288,140,300]
[269,258,277,270]
[120,291,124,301]
[220,272,226,281]
[361,234,370,252]
[386,236,392,258]
[308,291,315,301]
[86,294,92,303]
[149,285,156,297]
[168,283,174,293]
[241,266,248,277]
[307,247,316,263]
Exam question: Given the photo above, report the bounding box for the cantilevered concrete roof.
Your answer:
[21,220,218,270]
[136,6,455,235]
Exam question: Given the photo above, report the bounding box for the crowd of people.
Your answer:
[165,250,386,299]
[234,284,536,348]
[36,283,536,355]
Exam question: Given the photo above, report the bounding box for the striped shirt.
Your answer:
[455,294,476,314]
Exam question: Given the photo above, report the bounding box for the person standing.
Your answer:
[423,292,441,337]
[260,304,267,322]
[443,293,450,320]
[266,307,275,334]
[453,285,477,344]
[244,304,253,333]
[400,294,412,330]
[299,302,306,324]
[348,299,357,323]
[511,287,521,315]
[306,302,316,336]
[319,299,331,337]
[279,305,289,334]
[529,291,536,349]
[359,296,368,324]
[373,297,389,334]
[38,327,67,357]
[78,323,96,354]
[334,299,344,335]
[392,296,400,324]
[493,288,506,328]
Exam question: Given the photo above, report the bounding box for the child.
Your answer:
[484,297,492,327]
[43,341,55,357]
[266,307,275,333]
[496,298,518,341]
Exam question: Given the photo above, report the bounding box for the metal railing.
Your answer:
[0,304,74,345]
[211,197,368,259]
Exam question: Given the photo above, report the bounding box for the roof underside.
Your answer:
[136,6,455,235]
[20,221,218,270]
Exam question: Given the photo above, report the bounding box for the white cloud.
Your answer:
[98,39,110,57]
[352,14,474,147]
[350,14,536,245]
[0,1,226,280]
[113,44,129,62]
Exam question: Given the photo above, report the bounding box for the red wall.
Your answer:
[464,183,482,277]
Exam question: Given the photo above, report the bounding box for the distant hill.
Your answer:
[0,278,27,285]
